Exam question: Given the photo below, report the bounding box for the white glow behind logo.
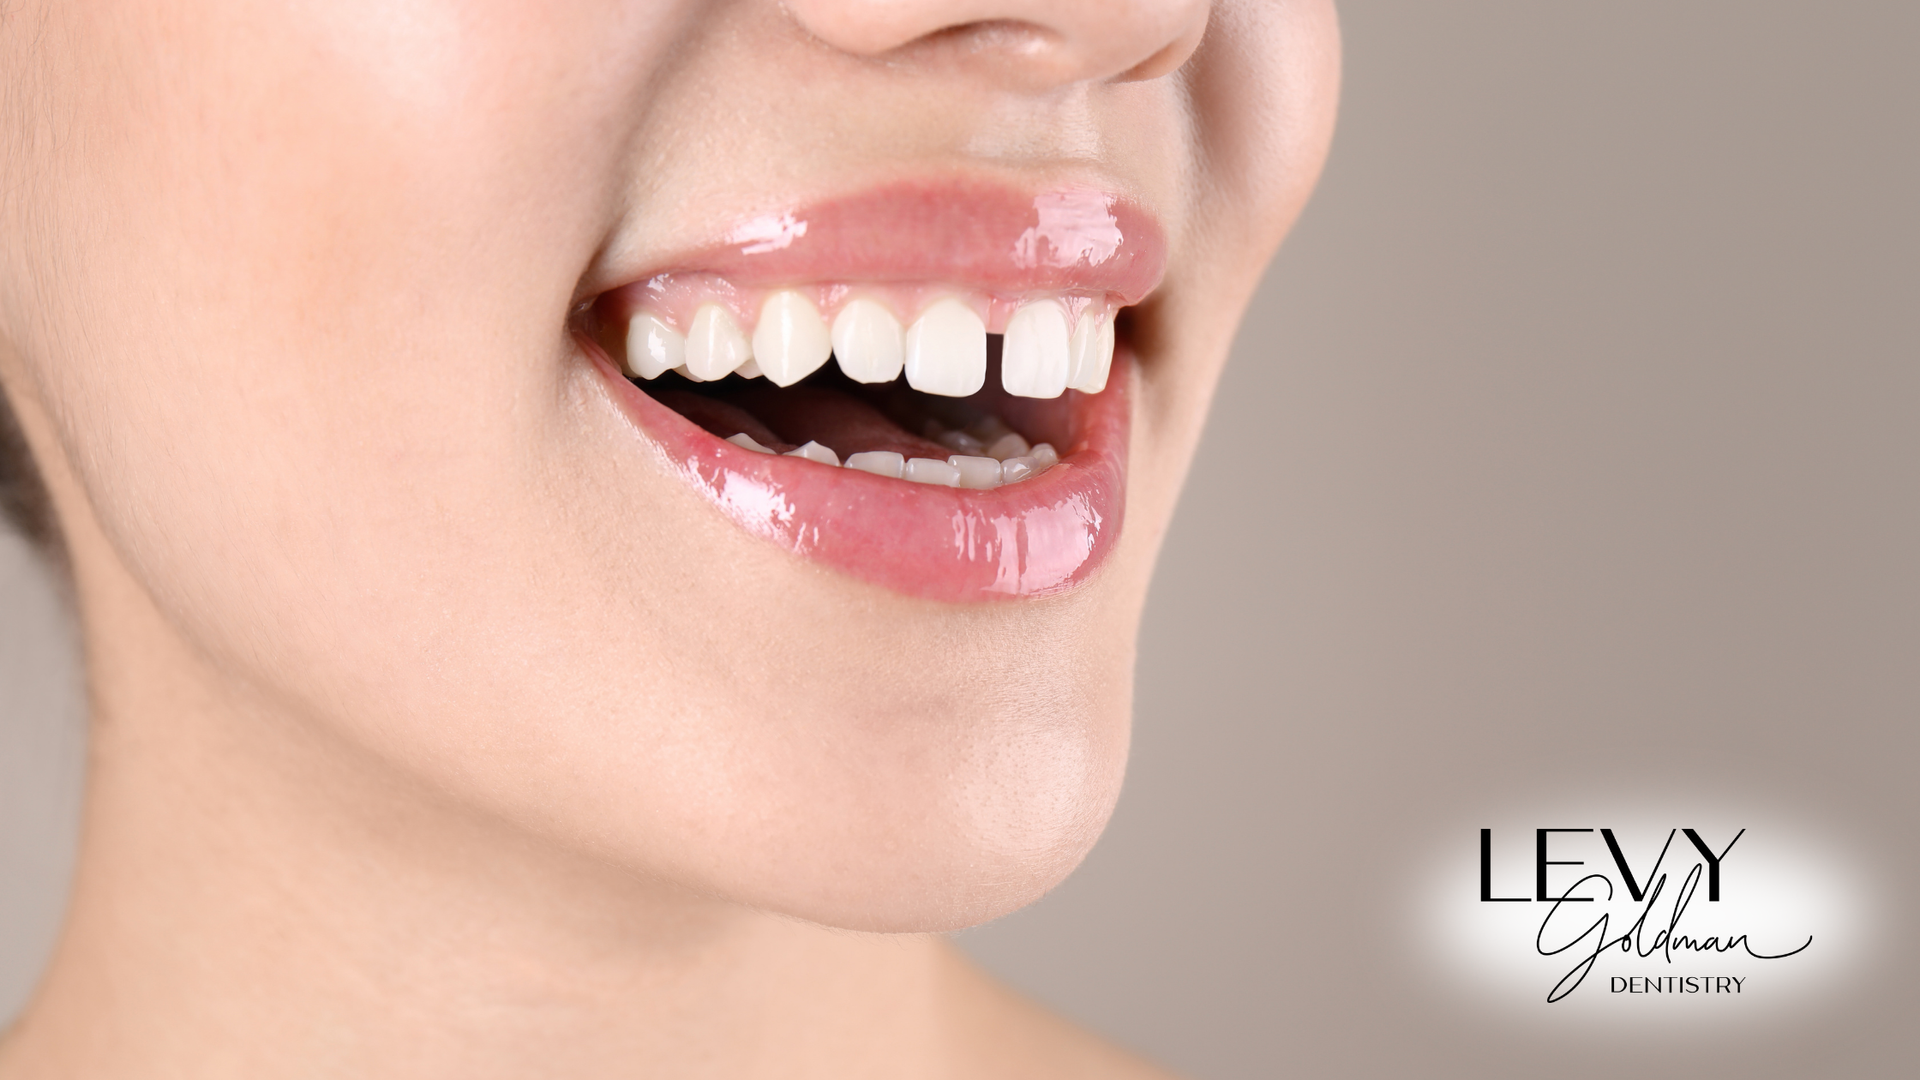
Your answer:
[1418,802,1870,1030]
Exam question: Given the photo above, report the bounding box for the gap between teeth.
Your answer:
[624,288,1115,398]
[724,427,1060,489]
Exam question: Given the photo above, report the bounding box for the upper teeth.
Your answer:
[1066,306,1115,393]
[628,312,684,380]
[830,298,905,384]
[684,303,752,382]
[620,287,1116,398]
[752,290,832,387]
[1000,297,1071,398]
[903,297,986,397]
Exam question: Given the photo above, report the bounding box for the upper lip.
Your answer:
[585,176,1168,307]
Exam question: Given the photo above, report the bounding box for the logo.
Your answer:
[1478,827,1809,1002]
[1424,808,1864,1022]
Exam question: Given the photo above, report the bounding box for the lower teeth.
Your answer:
[635,349,1065,489]
[725,428,1058,489]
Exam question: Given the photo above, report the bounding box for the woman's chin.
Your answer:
[317,606,1139,935]
[692,756,1127,935]
[589,694,1131,934]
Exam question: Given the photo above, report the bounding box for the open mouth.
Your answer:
[580,181,1162,602]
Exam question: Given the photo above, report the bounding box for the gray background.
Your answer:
[4,0,1916,1076]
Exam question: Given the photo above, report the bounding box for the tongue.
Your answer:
[652,382,951,460]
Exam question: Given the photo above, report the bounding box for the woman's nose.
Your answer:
[782,0,1212,88]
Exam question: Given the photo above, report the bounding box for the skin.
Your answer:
[0,0,1338,1076]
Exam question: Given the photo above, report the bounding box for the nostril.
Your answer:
[785,0,1211,87]
[782,0,963,59]
[915,19,1060,59]
[793,12,1068,79]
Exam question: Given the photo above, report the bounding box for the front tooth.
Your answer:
[948,455,1002,489]
[784,440,840,467]
[1000,299,1072,398]
[626,312,684,379]
[1066,308,1115,393]
[999,456,1035,484]
[844,450,905,478]
[832,298,905,384]
[753,290,831,387]
[904,298,986,397]
[903,457,961,486]
[686,303,751,381]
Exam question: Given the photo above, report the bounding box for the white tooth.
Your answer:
[753,290,831,387]
[1000,299,1072,399]
[904,298,986,397]
[784,440,840,467]
[831,298,905,384]
[999,456,1035,484]
[948,455,1002,489]
[903,457,961,486]
[685,303,752,381]
[735,356,764,379]
[673,364,703,382]
[985,432,1030,461]
[626,312,684,379]
[1029,442,1060,469]
[1066,308,1115,393]
[844,451,905,478]
[935,429,986,456]
[726,432,774,454]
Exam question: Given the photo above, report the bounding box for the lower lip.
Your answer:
[589,346,1129,603]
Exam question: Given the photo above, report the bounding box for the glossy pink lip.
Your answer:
[591,344,1129,602]
[595,179,1166,322]
[584,180,1158,602]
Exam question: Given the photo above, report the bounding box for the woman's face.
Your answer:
[0,0,1336,929]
